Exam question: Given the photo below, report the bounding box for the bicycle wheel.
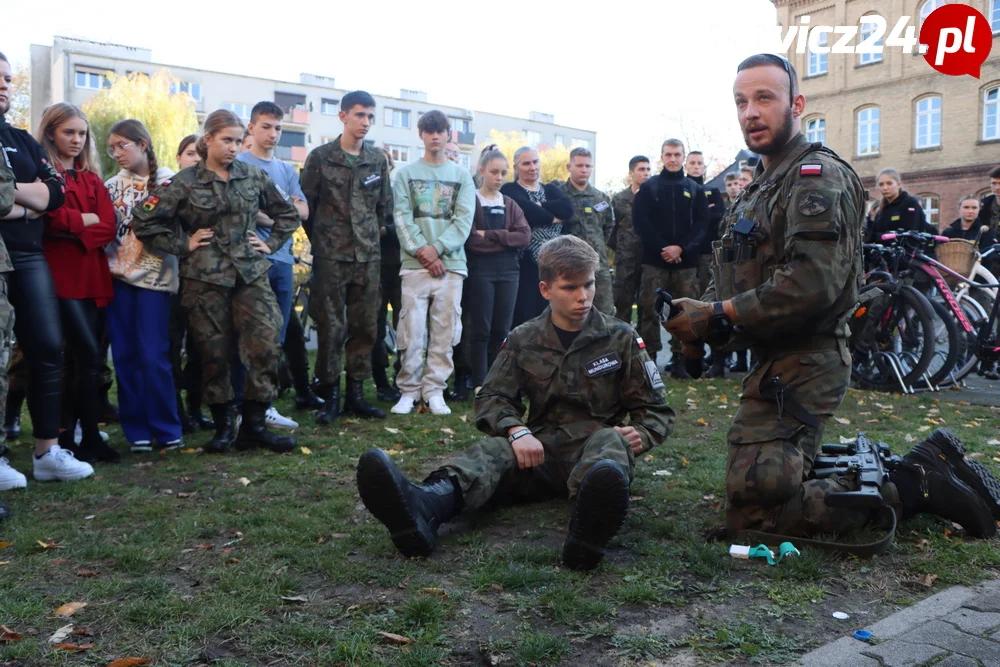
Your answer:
[924,297,961,388]
[851,285,936,391]
[942,294,989,384]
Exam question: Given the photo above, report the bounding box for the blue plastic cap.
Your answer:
[853,630,872,642]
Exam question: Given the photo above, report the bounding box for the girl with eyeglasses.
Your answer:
[36,103,119,463]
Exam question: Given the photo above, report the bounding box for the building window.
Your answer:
[523,130,542,147]
[571,138,590,150]
[857,107,880,156]
[75,69,108,90]
[805,117,826,144]
[920,0,945,24]
[858,16,883,65]
[170,80,202,101]
[914,96,942,149]
[385,144,409,163]
[451,118,470,133]
[807,30,828,76]
[221,102,251,120]
[321,99,339,115]
[985,86,1000,141]
[920,194,940,229]
[384,108,410,129]
[992,0,1000,32]
[554,134,565,146]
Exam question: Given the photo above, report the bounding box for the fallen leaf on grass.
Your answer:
[917,426,931,433]
[0,542,10,549]
[75,569,100,578]
[377,631,412,645]
[53,602,87,618]
[695,418,709,427]
[643,454,654,462]
[652,470,673,477]
[107,659,152,667]
[0,625,22,642]
[300,446,312,455]
[225,558,240,564]
[921,574,938,588]
[0,561,8,566]
[53,642,92,651]
[987,439,1000,446]
[237,478,251,487]
[343,418,359,425]
[132,461,153,468]
[905,434,916,442]
[491,583,503,592]
[680,456,690,466]
[440,427,455,436]
[37,540,64,550]
[72,627,91,636]
[420,587,448,599]
[49,558,70,566]
[968,452,986,459]
[280,595,308,603]
[459,415,467,422]
[834,417,851,425]
[839,436,854,444]
[384,427,402,435]
[48,624,74,643]
[176,492,197,499]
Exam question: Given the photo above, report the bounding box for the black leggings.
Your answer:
[59,298,102,436]
[6,251,62,439]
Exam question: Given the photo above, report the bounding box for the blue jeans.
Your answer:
[232,261,294,402]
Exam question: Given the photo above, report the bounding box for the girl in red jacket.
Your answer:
[37,103,119,462]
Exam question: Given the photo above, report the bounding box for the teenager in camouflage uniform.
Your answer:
[301,91,392,424]
[665,54,999,541]
[357,235,674,570]
[0,145,16,520]
[556,148,615,316]
[133,109,300,455]
[611,156,650,325]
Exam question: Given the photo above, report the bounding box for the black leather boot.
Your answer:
[705,347,726,378]
[373,362,401,402]
[356,448,461,558]
[905,428,1000,520]
[890,432,996,538]
[205,403,236,454]
[315,384,341,425]
[187,391,215,430]
[235,401,296,453]
[562,460,630,570]
[670,357,691,379]
[79,428,121,463]
[294,386,325,410]
[445,371,470,402]
[343,379,386,418]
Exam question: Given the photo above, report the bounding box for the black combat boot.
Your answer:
[905,428,1000,519]
[235,401,296,453]
[177,393,197,434]
[705,347,726,379]
[315,383,341,425]
[356,448,461,558]
[373,362,401,402]
[670,357,691,379]
[343,378,386,418]
[187,391,215,430]
[78,428,121,463]
[0,499,10,522]
[294,386,325,410]
[205,403,236,454]
[889,431,996,538]
[445,371,470,402]
[563,460,630,570]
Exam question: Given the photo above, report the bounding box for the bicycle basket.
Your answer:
[936,239,977,288]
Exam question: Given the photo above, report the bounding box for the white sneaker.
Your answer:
[265,407,299,429]
[33,445,94,482]
[0,457,27,490]
[73,421,109,444]
[391,396,416,415]
[427,395,451,415]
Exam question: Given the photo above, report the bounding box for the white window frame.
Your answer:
[920,194,940,229]
[571,138,590,150]
[985,86,1000,141]
[991,0,1000,33]
[808,30,828,76]
[524,130,542,147]
[450,118,470,133]
[805,117,826,144]
[554,134,565,146]
[221,102,251,121]
[384,108,410,129]
[75,69,107,90]
[171,80,202,102]
[858,16,883,65]
[914,96,942,149]
[920,0,945,24]
[857,107,880,156]
[385,144,409,163]
[321,100,339,116]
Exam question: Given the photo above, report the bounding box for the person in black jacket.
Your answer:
[943,196,998,250]
[501,147,573,327]
[633,139,708,378]
[865,168,931,242]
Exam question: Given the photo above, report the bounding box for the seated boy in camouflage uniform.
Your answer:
[357,235,674,570]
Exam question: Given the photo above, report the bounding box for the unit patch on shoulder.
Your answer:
[644,360,665,390]
[800,164,823,177]
[142,196,160,212]
[797,191,832,217]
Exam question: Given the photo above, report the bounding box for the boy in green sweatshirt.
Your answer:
[391,111,475,416]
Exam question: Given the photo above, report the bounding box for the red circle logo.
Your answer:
[920,4,993,78]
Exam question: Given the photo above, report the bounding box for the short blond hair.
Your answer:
[538,235,598,283]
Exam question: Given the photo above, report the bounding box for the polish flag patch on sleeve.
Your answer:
[635,335,646,349]
[800,164,823,177]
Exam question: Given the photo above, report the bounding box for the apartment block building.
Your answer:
[771,0,1000,228]
[29,37,597,171]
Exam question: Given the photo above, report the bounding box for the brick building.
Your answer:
[771,0,1000,229]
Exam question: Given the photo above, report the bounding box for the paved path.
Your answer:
[799,577,1000,667]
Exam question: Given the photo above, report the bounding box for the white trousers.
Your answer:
[396,271,465,400]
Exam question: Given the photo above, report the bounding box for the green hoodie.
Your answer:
[392,159,475,272]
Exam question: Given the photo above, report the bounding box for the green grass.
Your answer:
[0,377,999,665]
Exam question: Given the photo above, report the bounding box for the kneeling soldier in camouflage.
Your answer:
[356,235,674,569]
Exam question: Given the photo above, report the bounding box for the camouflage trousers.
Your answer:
[637,265,698,360]
[612,233,643,325]
[697,254,713,300]
[725,346,871,536]
[431,423,635,511]
[0,276,13,443]
[181,276,282,405]
[594,266,614,317]
[310,257,380,385]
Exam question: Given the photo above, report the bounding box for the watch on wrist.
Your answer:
[507,428,532,443]
[712,301,725,317]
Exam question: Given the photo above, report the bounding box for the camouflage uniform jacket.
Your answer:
[611,187,641,255]
[132,159,299,287]
[557,180,615,269]
[0,143,15,272]
[300,136,392,262]
[706,133,864,351]
[474,307,674,453]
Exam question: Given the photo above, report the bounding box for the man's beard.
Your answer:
[745,106,795,156]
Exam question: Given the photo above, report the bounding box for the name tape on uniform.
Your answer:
[363,173,382,186]
[584,353,621,377]
[594,201,610,212]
